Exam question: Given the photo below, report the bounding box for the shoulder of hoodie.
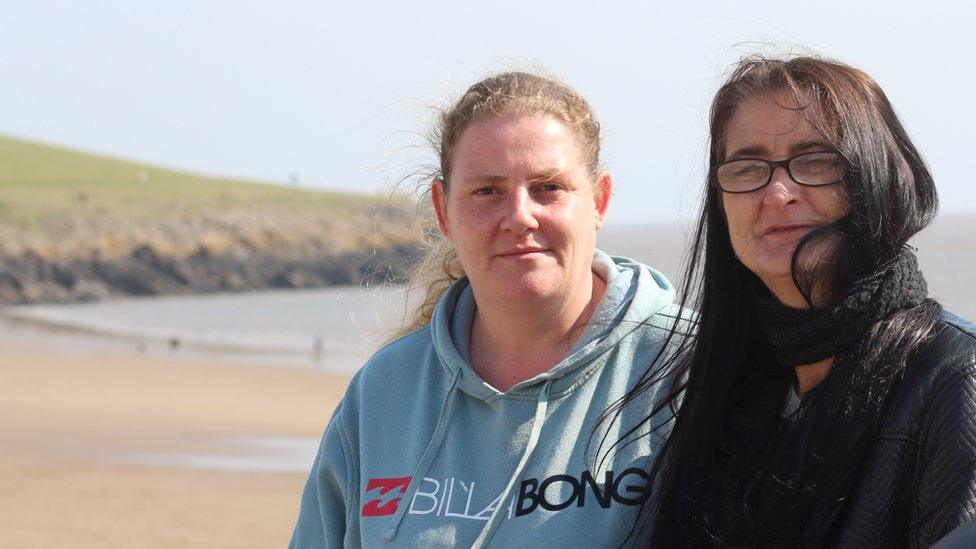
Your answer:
[606,255,696,336]
[333,324,446,423]
[632,301,699,341]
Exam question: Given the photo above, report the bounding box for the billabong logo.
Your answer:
[361,469,649,521]
[362,476,412,517]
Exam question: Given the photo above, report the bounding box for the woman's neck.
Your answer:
[795,357,834,398]
[764,277,811,309]
[763,277,836,396]
[763,271,836,310]
[468,272,607,392]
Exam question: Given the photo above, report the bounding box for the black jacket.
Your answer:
[834,312,976,548]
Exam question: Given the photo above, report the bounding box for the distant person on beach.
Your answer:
[290,72,682,547]
[312,333,323,363]
[621,55,976,546]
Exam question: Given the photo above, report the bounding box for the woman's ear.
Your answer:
[594,171,613,230]
[431,178,452,241]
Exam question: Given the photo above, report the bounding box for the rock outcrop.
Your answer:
[0,199,425,304]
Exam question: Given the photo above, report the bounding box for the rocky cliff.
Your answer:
[0,136,424,304]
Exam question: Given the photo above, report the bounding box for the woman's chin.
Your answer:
[746,261,795,292]
[501,284,560,303]
[743,248,795,280]
[481,274,563,304]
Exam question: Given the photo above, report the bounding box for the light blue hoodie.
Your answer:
[291,251,680,548]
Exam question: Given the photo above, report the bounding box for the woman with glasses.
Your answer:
[615,55,976,547]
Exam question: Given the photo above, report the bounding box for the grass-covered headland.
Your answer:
[0,135,423,304]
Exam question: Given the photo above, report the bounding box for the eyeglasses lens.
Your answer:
[716,160,769,193]
[789,152,844,186]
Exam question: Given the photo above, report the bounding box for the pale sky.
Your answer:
[2,1,972,225]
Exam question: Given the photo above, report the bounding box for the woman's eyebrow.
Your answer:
[725,140,834,160]
[462,173,507,186]
[790,140,834,154]
[527,168,564,184]
[463,169,565,186]
[725,145,767,159]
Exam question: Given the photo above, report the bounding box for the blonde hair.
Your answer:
[396,71,603,337]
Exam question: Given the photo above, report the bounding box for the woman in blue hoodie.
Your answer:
[290,72,680,548]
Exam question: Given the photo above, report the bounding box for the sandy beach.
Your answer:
[0,341,350,548]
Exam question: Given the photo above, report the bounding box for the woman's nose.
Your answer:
[500,188,540,233]
[762,166,799,207]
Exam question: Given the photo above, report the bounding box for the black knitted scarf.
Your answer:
[753,248,928,367]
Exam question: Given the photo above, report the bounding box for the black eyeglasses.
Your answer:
[712,151,846,194]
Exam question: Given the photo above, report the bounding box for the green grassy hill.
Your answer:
[0,135,401,240]
[0,135,422,303]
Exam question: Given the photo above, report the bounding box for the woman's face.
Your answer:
[432,114,611,305]
[720,92,850,303]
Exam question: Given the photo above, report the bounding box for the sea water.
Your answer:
[0,284,412,374]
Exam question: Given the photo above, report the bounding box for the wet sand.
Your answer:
[0,343,349,548]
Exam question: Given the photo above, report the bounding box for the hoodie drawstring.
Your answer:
[470,379,554,549]
[382,368,462,541]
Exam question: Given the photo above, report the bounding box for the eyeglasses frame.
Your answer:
[710,150,846,194]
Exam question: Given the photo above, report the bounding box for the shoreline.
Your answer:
[0,312,325,368]
[0,283,411,375]
[0,313,373,375]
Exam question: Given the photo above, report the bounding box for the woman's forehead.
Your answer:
[451,115,584,174]
[723,93,830,159]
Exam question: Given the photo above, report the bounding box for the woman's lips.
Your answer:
[497,248,549,258]
[760,224,816,242]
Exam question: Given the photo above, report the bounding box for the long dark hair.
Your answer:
[614,55,941,546]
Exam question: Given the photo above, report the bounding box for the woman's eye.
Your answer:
[734,165,765,176]
[539,183,563,192]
